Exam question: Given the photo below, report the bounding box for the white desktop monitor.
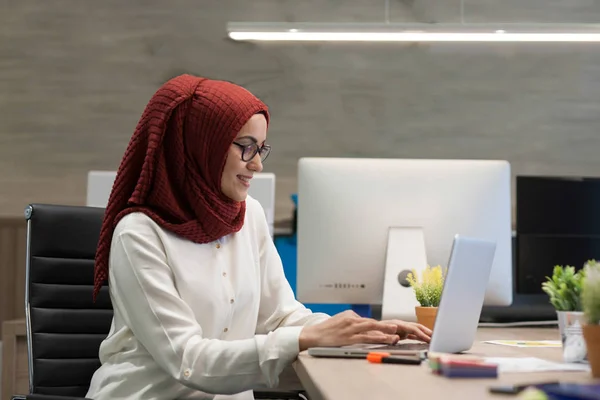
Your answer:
[86,170,276,236]
[86,171,117,208]
[296,158,513,320]
[246,173,276,236]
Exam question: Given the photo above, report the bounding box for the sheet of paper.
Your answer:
[484,357,590,373]
[483,340,562,348]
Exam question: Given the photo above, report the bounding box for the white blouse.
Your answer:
[85,196,329,400]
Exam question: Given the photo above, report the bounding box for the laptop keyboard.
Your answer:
[371,342,429,351]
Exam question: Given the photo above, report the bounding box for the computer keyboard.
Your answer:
[371,342,429,351]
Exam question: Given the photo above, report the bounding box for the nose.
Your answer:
[248,153,263,172]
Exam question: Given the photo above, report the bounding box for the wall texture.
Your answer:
[2,0,600,223]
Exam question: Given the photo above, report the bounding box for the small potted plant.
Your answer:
[541,265,585,339]
[406,265,446,330]
[582,260,600,377]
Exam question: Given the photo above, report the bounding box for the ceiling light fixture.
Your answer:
[227,22,600,43]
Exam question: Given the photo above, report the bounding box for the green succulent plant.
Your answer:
[582,260,600,325]
[406,265,446,307]
[541,265,586,312]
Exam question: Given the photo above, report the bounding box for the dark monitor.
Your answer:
[481,175,600,323]
[516,175,600,295]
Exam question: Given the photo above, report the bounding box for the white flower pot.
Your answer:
[557,310,588,363]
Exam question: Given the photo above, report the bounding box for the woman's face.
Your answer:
[221,113,268,202]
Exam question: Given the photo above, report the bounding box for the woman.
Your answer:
[86,74,431,399]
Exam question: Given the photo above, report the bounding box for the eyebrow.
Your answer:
[237,136,265,145]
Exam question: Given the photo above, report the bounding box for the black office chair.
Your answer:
[12,204,307,400]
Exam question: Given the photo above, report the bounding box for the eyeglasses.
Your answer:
[232,141,271,162]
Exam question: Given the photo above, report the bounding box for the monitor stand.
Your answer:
[381,227,428,322]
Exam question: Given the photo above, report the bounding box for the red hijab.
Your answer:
[93,74,270,300]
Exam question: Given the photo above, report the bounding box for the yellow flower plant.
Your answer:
[406,265,446,307]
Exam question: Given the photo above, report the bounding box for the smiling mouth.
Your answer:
[237,175,252,187]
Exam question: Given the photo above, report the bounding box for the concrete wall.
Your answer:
[2,0,600,223]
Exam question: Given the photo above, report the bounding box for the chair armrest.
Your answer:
[253,389,308,399]
[14,393,302,400]
[11,395,90,400]
[13,392,303,400]
[12,391,302,400]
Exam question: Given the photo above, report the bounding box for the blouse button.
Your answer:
[183,369,191,378]
[230,298,234,304]
[222,272,227,277]
[216,243,221,249]
[224,327,229,333]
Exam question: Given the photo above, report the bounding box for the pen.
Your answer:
[366,352,422,365]
[489,381,560,395]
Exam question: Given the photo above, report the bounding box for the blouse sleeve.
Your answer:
[108,225,308,395]
[253,201,331,335]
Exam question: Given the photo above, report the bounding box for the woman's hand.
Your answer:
[299,310,400,351]
[381,319,432,343]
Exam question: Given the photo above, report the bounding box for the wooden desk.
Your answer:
[0,218,27,337]
[294,328,597,400]
[1,319,28,400]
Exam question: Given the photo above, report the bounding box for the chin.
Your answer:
[224,189,248,203]
[234,192,248,202]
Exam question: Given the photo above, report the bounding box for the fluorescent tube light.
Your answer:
[227,22,600,43]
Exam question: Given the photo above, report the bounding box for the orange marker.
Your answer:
[367,352,422,365]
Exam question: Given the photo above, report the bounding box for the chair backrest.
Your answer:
[24,204,112,397]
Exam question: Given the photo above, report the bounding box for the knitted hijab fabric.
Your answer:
[93,74,270,299]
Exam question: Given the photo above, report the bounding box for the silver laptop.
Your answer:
[307,235,497,359]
